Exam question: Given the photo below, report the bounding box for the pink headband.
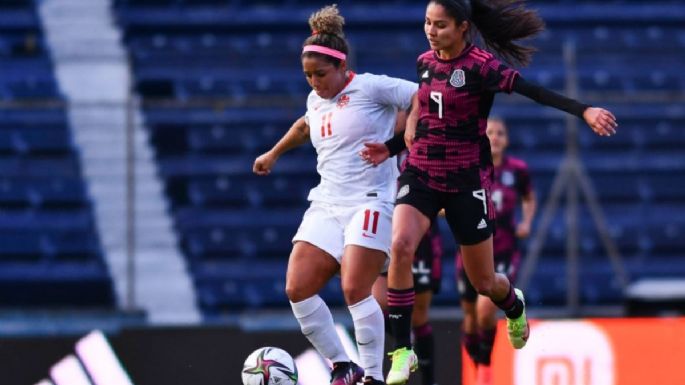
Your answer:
[302,45,346,61]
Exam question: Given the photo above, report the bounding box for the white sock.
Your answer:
[291,295,349,364]
[349,295,385,381]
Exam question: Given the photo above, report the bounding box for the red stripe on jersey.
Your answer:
[469,49,491,62]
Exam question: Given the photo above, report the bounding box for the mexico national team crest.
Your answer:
[450,69,466,88]
[502,170,515,186]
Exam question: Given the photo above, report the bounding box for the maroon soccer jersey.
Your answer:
[405,45,520,193]
[491,156,532,255]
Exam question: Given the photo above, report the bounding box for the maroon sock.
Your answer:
[493,282,523,319]
[413,323,435,385]
[463,332,481,364]
[478,327,497,366]
[387,287,414,349]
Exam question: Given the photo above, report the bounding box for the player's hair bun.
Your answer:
[309,4,345,37]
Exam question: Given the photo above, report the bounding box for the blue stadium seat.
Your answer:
[0,177,87,208]
[0,128,72,154]
[0,2,113,308]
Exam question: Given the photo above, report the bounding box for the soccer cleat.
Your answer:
[506,288,530,349]
[386,347,418,385]
[363,376,386,385]
[330,361,364,385]
[476,365,492,385]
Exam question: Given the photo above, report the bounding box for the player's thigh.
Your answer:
[442,190,494,248]
[341,202,392,302]
[293,201,345,263]
[340,245,387,304]
[393,171,440,257]
[286,241,340,302]
[287,202,343,301]
[343,201,393,267]
[392,204,432,258]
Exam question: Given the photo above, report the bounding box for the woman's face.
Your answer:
[302,56,346,99]
[486,119,509,156]
[424,2,467,53]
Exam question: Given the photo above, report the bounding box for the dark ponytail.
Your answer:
[431,0,545,67]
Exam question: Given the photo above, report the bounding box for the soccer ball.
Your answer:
[242,346,298,385]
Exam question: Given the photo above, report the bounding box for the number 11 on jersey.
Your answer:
[321,112,333,138]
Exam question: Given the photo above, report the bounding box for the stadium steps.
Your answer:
[39,0,199,323]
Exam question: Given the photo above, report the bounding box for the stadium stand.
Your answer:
[113,1,685,314]
[0,0,114,307]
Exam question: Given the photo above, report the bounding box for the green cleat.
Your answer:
[506,288,530,349]
[386,347,418,385]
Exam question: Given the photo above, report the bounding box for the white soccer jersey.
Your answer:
[304,72,418,204]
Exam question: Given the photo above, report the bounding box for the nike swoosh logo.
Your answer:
[362,233,375,238]
[357,340,374,346]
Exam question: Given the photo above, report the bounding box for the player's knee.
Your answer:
[342,285,368,305]
[390,236,415,266]
[473,279,495,297]
[285,283,310,303]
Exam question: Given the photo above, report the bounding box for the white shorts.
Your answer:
[293,200,393,269]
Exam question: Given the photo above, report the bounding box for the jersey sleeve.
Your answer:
[303,91,317,126]
[481,57,520,94]
[515,162,533,197]
[363,73,418,111]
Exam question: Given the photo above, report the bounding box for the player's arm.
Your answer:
[386,92,419,155]
[516,190,537,239]
[359,110,405,166]
[394,109,408,134]
[360,93,418,165]
[512,76,617,136]
[253,116,309,176]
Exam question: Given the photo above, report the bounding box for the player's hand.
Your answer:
[253,151,277,176]
[516,222,531,239]
[359,143,390,166]
[584,107,617,136]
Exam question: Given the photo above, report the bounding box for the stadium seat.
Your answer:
[0,2,113,308]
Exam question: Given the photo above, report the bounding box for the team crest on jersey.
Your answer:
[337,94,350,108]
[449,69,466,88]
[501,171,515,186]
[397,184,410,199]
